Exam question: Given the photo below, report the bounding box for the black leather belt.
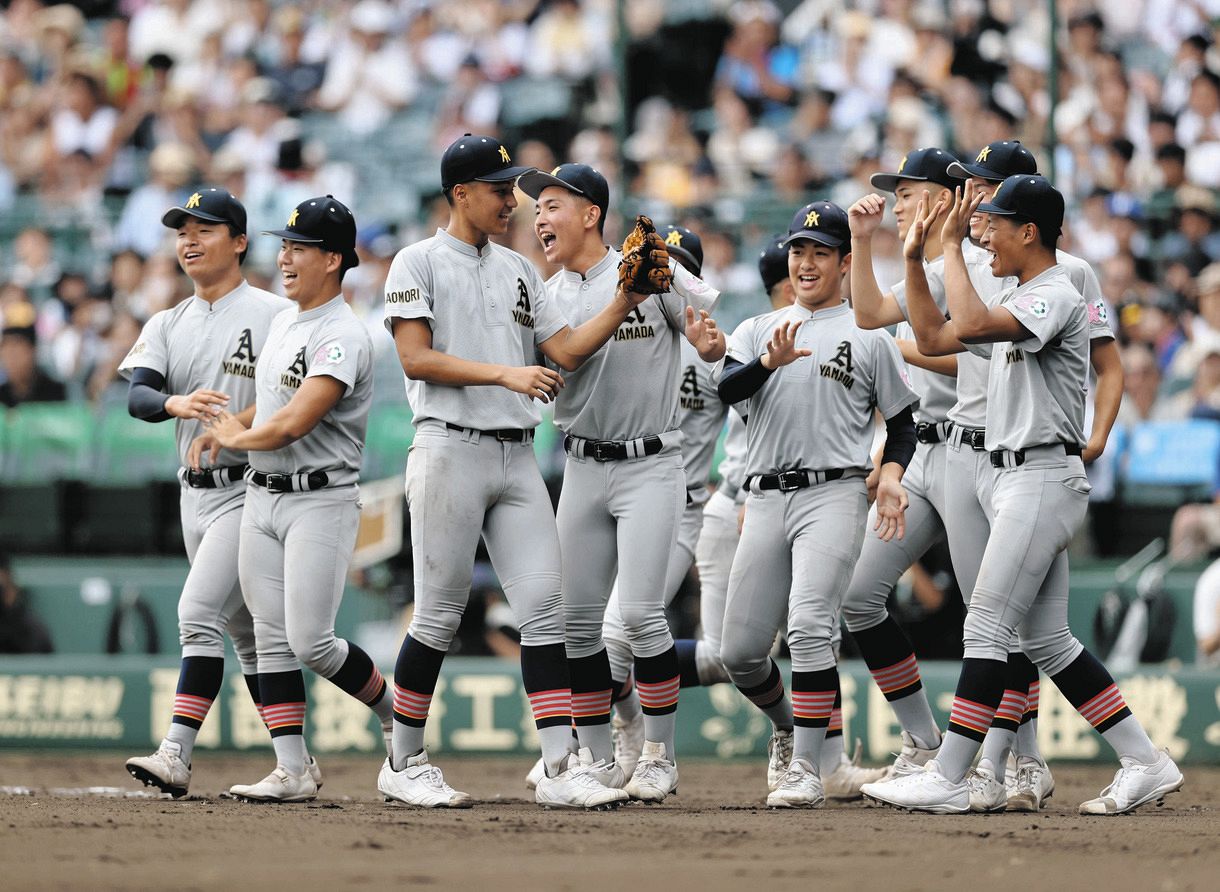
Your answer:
[248,470,330,493]
[446,422,530,442]
[185,464,247,489]
[915,421,949,444]
[990,442,1083,468]
[748,468,846,492]
[564,434,663,462]
[952,424,987,451]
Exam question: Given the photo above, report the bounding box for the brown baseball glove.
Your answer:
[618,215,673,295]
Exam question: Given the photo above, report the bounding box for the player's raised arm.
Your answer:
[847,194,907,329]
[902,190,967,357]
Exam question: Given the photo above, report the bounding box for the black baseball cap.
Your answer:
[948,140,1038,182]
[263,194,360,270]
[659,224,703,276]
[977,174,1065,240]
[757,234,790,291]
[162,187,247,232]
[870,147,959,193]
[440,133,532,190]
[518,163,610,218]
[782,200,850,249]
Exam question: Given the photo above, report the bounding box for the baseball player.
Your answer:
[861,179,1183,815]
[840,148,961,783]
[200,195,394,802]
[939,140,1126,810]
[122,188,321,797]
[717,201,920,808]
[380,139,657,810]
[521,165,725,803]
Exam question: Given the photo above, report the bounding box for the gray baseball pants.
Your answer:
[404,422,565,650]
[691,489,739,683]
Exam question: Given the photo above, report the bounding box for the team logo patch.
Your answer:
[127,340,147,357]
[1014,293,1048,318]
[1088,301,1108,325]
[314,342,346,365]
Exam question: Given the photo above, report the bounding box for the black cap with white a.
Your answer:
[948,140,1038,182]
[758,234,790,292]
[782,200,851,249]
[976,174,1065,242]
[518,163,610,219]
[440,133,532,190]
[263,194,360,270]
[162,187,247,232]
[870,147,958,193]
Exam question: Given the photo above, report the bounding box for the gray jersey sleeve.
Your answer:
[889,258,947,322]
[669,261,720,314]
[383,246,434,331]
[870,333,921,419]
[726,316,761,365]
[1004,287,1076,354]
[1059,252,1114,343]
[306,325,368,394]
[525,261,567,345]
[118,311,170,380]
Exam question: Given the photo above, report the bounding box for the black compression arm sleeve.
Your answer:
[717,356,775,403]
[128,367,172,422]
[880,405,917,470]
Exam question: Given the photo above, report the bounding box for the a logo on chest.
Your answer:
[819,339,856,390]
[280,345,307,389]
[614,305,655,341]
[512,277,535,329]
[1005,347,1026,366]
[679,363,705,411]
[222,328,257,379]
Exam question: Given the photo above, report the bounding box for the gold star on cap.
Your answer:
[665,230,683,246]
[185,192,202,209]
[976,146,992,163]
[287,208,299,227]
[499,145,511,163]
[805,209,820,228]
[551,165,562,175]
[898,155,908,173]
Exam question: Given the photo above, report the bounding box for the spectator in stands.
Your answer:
[1115,343,1178,427]
[45,69,117,186]
[264,6,326,117]
[715,0,798,122]
[113,141,194,258]
[1161,185,1220,274]
[434,54,501,151]
[0,302,66,408]
[9,227,61,304]
[524,0,608,83]
[1192,558,1220,666]
[317,0,415,137]
[0,552,54,654]
[218,77,290,178]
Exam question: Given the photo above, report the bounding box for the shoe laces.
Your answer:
[778,763,812,789]
[633,756,671,785]
[414,763,454,792]
[769,733,793,762]
[1014,764,1041,792]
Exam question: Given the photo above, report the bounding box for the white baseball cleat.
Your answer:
[624,741,678,803]
[229,766,318,803]
[967,766,1007,813]
[881,730,941,780]
[535,753,628,810]
[524,756,546,791]
[378,751,473,808]
[125,740,191,798]
[306,755,323,791]
[766,728,794,791]
[1006,757,1054,812]
[1079,750,1184,816]
[766,758,825,809]
[578,746,627,789]
[861,760,970,814]
[824,741,888,800]
[612,712,645,780]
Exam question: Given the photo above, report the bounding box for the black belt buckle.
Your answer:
[265,473,293,493]
[776,470,806,492]
[186,468,213,488]
[494,429,520,442]
[915,422,938,444]
[965,428,986,450]
[591,440,619,462]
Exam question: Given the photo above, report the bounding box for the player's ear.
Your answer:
[585,203,601,233]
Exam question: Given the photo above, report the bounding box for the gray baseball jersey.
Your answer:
[677,338,729,491]
[249,296,373,483]
[716,411,748,496]
[549,247,719,440]
[965,265,1089,451]
[382,228,567,429]
[119,281,291,468]
[726,301,920,475]
[890,256,956,424]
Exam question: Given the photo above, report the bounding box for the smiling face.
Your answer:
[277,240,339,304]
[454,178,517,236]
[967,176,1000,242]
[534,185,599,267]
[175,217,246,285]
[892,180,950,240]
[979,214,1034,278]
[788,239,848,311]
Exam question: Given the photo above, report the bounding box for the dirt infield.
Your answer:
[0,752,1215,892]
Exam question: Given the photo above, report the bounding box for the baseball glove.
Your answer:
[618,215,673,295]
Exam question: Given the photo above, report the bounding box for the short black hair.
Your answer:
[225,222,248,265]
[1157,142,1187,164]
[1010,214,1059,251]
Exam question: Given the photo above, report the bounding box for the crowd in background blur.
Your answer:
[1,0,1219,482]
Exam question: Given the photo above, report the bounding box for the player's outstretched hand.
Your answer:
[874,477,909,542]
[941,182,984,247]
[165,388,229,424]
[761,320,811,370]
[210,409,248,449]
[501,364,565,403]
[903,190,950,261]
[685,306,726,360]
[848,193,887,239]
[187,431,221,470]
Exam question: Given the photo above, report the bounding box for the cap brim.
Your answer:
[870,172,924,193]
[947,160,1005,182]
[782,230,845,248]
[162,208,231,229]
[261,229,325,243]
[975,202,1016,216]
[517,169,585,201]
[474,164,534,184]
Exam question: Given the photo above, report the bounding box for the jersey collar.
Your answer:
[191,280,246,312]
[1013,263,1070,294]
[294,294,345,322]
[436,227,488,258]
[560,246,615,283]
[790,299,850,322]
